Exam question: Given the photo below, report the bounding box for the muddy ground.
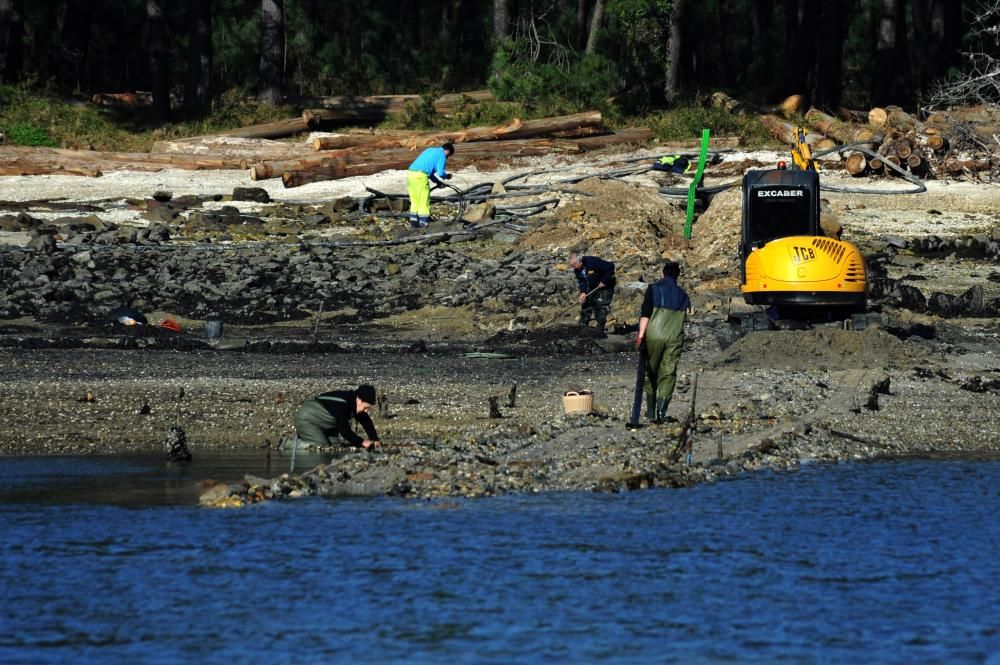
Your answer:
[1,145,998,499]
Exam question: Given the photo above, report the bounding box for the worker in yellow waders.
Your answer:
[407,142,454,228]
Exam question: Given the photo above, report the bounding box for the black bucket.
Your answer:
[203,319,223,339]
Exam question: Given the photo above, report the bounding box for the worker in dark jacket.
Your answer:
[293,384,381,449]
[568,252,616,333]
[636,261,691,423]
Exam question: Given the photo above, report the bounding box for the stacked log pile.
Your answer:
[711,92,997,181]
[1,105,653,184]
[263,111,654,188]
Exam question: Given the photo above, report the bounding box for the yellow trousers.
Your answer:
[407,171,431,223]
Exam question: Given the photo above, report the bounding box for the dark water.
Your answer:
[0,455,997,665]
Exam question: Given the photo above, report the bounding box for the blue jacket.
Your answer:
[409,147,449,179]
[640,276,690,316]
[575,256,616,293]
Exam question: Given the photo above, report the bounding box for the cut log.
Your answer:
[869,157,885,174]
[868,107,888,127]
[835,107,871,124]
[288,90,494,122]
[572,127,654,147]
[906,154,928,176]
[211,115,313,140]
[282,159,413,188]
[884,106,919,132]
[804,108,880,144]
[941,157,993,174]
[925,134,948,152]
[311,111,605,151]
[775,94,807,118]
[895,139,913,159]
[926,106,1000,124]
[0,145,243,176]
[0,163,102,177]
[845,152,868,176]
[151,136,315,164]
[760,115,824,146]
[710,91,760,115]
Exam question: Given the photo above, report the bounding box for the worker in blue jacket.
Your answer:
[407,142,454,228]
[568,252,616,333]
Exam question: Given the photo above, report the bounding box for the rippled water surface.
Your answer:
[0,455,997,664]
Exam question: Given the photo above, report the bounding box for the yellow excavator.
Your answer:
[734,127,868,331]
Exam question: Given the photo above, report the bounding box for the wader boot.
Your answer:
[646,393,658,421]
[655,398,669,423]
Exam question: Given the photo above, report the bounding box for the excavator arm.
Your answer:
[790,126,817,172]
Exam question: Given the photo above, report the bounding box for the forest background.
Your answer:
[0,0,996,151]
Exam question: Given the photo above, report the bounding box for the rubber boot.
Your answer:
[655,398,669,423]
[646,394,657,420]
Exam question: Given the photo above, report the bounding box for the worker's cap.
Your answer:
[356,384,377,405]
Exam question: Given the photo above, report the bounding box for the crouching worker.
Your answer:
[568,252,616,333]
[636,261,691,423]
[293,384,381,449]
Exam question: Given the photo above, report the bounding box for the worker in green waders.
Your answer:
[636,261,691,423]
[407,142,454,228]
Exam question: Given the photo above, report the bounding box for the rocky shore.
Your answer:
[1,152,998,505]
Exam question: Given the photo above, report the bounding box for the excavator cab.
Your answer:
[737,163,867,324]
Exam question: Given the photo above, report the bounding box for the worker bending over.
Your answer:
[568,252,616,333]
[293,384,381,449]
[407,142,454,228]
[636,261,691,423]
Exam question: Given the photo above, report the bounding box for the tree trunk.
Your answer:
[1,0,23,84]
[147,0,170,123]
[0,0,11,84]
[492,0,509,42]
[258,0,284,106]
[814,1,845,110]
[909,0,931,101]
[871,0,906,106]
[584,0,604,54]
[783,0,819,100]
[664,0,686,106]
[184,0,212,117]
[576,0,587,50]
[750,0,774,95]
[59,0,94,92]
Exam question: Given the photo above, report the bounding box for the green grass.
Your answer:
[638,104,773,148]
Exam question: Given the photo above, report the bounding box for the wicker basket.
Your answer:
[562,390,593,415]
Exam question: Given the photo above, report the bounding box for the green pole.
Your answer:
[684,128,711,240]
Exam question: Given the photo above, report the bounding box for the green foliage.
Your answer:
[0,84,145,150]
[0,85,299,152]
[489,39,618,111]
[6,122,58,148]
[640,104,771,148]
[605,0,673,109]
